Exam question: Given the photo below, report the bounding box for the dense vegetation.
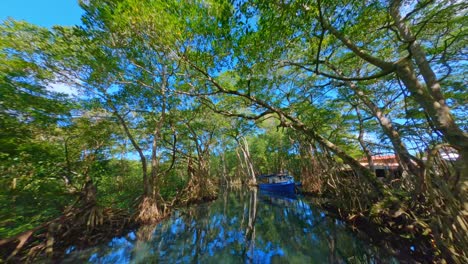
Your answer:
[1,0,466,262]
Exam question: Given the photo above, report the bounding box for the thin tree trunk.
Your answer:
[236,148,248,181]
[241,137,257,185]
[149,70,168,200]
[150,130,162,199]
[221,151,228,185]
[149,113,165,199]
[109,102,148,194]
[63,136,74,185]
[354,106,375,172]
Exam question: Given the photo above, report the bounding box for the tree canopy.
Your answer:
[1,0,467,262]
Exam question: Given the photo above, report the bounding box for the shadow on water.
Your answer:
[63,188,397,263]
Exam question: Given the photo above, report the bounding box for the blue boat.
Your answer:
[257,173,296,194]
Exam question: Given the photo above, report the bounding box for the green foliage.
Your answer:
[95,159,142,209]
[0,154,73,238]
[1,1,467,261]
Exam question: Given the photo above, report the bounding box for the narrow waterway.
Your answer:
[64,188,397,263]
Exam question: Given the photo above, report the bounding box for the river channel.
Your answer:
[64,188,397,263]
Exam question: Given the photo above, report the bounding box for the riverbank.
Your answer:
[61,188,398,263]
[1,186,442,263]
[298,185,439,262]
[320,202,436,263]
[2,187,400,263]
[0,193,218,263]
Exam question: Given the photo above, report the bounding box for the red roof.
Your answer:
[359,155,399,168]
[359,155,397,162]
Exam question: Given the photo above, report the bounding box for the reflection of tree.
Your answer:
[188,202,211,263]
[326,227,337,263]
[243,187,258,262]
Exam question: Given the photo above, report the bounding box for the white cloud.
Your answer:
[47,82,78,96]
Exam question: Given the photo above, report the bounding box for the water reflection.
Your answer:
[64,188,396,263]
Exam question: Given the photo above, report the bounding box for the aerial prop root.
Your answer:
[0,203,130,262]
[135,196,169,224]
[178,175,218,205]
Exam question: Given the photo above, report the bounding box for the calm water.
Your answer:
[64,188,397,263]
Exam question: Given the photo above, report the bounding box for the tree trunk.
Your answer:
[390,0,468,157]
[354,106,375,172]
[221,151,228,186]
[390,3,468,187]
[318,2,467,169]
[149,131,162,200]
[395,58,468,170]
[326,62,424,185]
[236,148,248,182]
[289,121,385,196]
[109,102,149,195]
[240,137,257,185]
[108,101,165,223]
[347,81,425,191]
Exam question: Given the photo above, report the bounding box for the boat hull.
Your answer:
[258,181,295,193]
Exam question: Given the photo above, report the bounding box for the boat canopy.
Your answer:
[257,173,290,179]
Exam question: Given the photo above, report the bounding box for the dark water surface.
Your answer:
[64,188,397,263]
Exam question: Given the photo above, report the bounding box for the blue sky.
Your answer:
[0,0,83,28]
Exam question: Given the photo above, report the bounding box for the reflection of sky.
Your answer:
[89,236,134,264]
[171,218,185,235]
[64,190,395,263]
[247,242,284,264]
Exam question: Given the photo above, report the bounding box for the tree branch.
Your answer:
[317,0,394,70]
